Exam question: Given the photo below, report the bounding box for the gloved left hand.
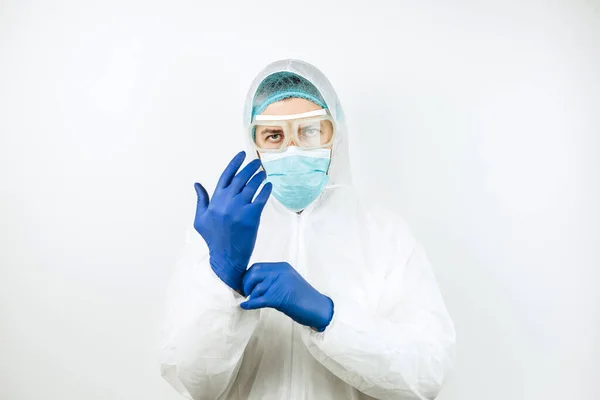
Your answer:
[194,152,272,293]
[240,262,334,332]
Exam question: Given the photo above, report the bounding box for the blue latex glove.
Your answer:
[240,262,334,332]
[194,151,272,293]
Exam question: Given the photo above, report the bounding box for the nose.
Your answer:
[288,140,298,147]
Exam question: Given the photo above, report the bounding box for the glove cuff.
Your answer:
[209,256,245,293]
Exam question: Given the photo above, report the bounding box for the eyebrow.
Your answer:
[258,127,284,135]
[300,124,319,131]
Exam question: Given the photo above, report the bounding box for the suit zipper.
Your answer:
[288,212,302,399]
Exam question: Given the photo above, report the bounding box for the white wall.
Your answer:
[1,1,598,399]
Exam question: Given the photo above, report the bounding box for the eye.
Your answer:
[301,127,320,137]
[260,128,284,143]
[266,133,283,142]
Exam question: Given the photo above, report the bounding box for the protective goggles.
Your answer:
[250,109,336,153]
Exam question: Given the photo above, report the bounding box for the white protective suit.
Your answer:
[160,59,456,400]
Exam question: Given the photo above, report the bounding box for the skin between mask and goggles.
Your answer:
[250,109,337,212]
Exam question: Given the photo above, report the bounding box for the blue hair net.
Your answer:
[251,71,328,118]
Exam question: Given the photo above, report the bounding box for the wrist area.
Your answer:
[313,295,334,332]
[209,254,246,294]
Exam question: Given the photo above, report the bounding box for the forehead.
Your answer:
[260,98,324,116]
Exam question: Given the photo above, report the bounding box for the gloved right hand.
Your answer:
[193,151,272,293]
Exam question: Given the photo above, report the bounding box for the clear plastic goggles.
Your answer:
[250,109,336,152]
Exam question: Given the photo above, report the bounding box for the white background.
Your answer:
[1,1,599,399]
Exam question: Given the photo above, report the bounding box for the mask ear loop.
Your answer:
[324,150,342,190]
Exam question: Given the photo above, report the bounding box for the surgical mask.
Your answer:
[259,146,331,212]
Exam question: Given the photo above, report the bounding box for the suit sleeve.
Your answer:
[301,236,456,400]
[159,230,260,400]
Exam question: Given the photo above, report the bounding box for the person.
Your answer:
[159,59,456,400]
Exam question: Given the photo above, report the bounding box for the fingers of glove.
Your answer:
[240,171,266,203]
[194,182,209,212]
[247,280,271,299]
[240,296,270,310]
[251,182,273,210]
[242,265,269,297]
[216,151,246,189]
[229,159,262,194]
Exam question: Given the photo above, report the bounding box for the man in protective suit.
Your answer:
[160,59,456,400]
